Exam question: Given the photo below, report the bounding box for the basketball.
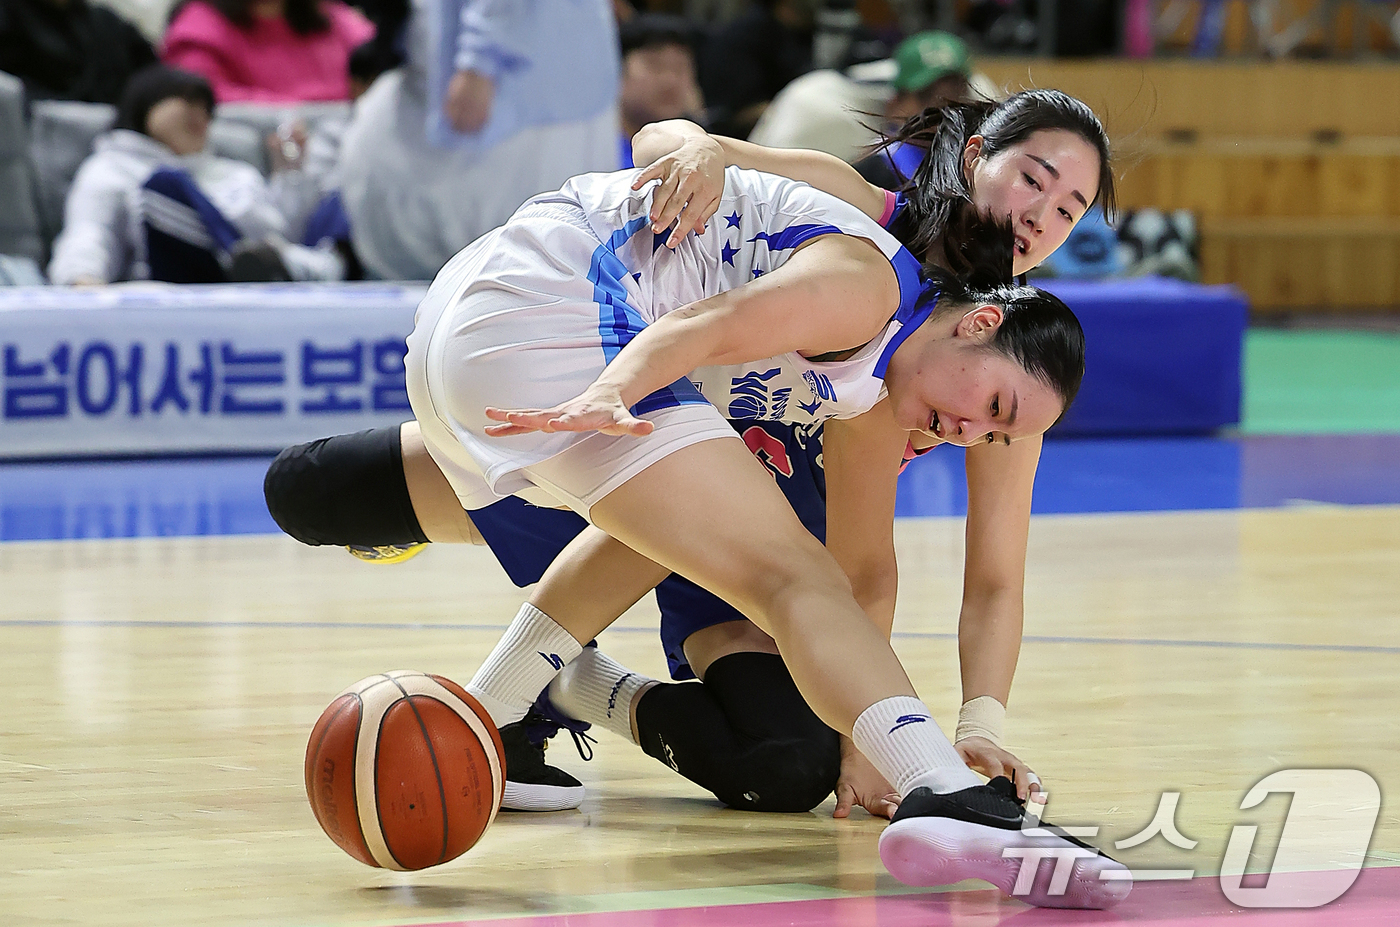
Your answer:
[304,671,506,871]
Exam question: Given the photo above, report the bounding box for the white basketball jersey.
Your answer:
[540,166,930,424]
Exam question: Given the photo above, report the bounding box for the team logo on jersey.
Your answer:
[741,425,795,479]
[803,370,837,402]
[728,367,790,419]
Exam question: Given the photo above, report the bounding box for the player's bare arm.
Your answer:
[956,435,1043,797]
[485,235,899,437]
[631,119,888,245]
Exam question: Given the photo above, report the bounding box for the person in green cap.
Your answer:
[854,32,974,190]
[886,32,974,124]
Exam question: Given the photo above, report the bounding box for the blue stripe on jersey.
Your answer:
[874,247,938,379]
[749,223,842,252]
[633,376,708,414]
[587,215,709,416]
[589,215,651,363]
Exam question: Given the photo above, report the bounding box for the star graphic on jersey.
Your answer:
[721,240,739,266]
[797,396,823,415]
[652,230,671,252]
[752,268,765,277]
[725,211,742,228]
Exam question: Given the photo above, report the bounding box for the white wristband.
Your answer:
[954,695,1006,747]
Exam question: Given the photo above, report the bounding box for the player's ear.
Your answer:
[957,303,1003,341]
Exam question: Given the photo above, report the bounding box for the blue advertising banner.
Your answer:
[0,283,426,458]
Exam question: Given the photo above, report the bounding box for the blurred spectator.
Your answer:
[746,31,973,167]
[618,14,704,168]
[699,0,812,139]
[0,0,155,105]
[744,67,885,162]
[334,0,619,280]
[47,65,343,285]
[854,32,973,190]
[162,0,374,103]
[883,32,971,124]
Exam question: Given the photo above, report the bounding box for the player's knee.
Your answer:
[718,731,840,813]
[263,427,429,548]
[747,554,852,640]
[264,439,332,545]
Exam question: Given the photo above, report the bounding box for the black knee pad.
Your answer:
[634,652,840,813]
[263,426,429,547]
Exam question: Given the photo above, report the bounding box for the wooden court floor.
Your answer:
[2,506,1397,927]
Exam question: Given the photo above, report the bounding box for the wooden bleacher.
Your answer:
[978,59,1400,312]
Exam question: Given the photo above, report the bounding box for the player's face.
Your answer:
[964,129,1101,276]
[887,306,1064,446]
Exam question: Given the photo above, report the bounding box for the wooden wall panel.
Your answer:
[1199,218,1400,311]
[977,58,1400,139]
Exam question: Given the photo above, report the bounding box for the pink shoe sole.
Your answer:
[879,815,1133,909]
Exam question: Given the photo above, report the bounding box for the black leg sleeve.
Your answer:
[633,652,840,813]
[263,426,429,547]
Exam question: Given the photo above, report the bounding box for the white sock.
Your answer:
[547,646,655,743]
[851,696,982,796]
[466,603,584,729]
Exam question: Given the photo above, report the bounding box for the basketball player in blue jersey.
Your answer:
[267,93,1128,907]
[268,89,1114,820]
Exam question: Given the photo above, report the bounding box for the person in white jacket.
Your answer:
[47,65,343,285]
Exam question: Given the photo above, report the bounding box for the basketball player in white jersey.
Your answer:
[264,93,1120,866]
[365,141,1131,908]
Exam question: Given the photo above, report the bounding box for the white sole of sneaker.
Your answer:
[878,816,1132,909]
[501,781,586,812]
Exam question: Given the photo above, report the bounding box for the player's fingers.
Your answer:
[650,172,684,230]
[483,422,534,437]
[868,793,900,819]
[679,194,719,243]
[484,406,549,423]
[1012,765,1032,801]
[699,194,721,227]
[668,199,701,247]
[632,161,666,190]
[618,416,654,436]
[833,784,854,819]
[656,186,694,239]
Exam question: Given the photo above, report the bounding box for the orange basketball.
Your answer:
[304,670,505,870]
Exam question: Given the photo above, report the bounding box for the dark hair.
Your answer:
[170,0,329,34]
[920,212,1086,411]
[885,89,1116,272]
[115,65,215,135]
[619,14,701,58]
[347,0,409,84]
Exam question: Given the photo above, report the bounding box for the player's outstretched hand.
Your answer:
[484,387,654,438]
[632,135,725,249]
[955,736,1043,801]
[834,737,900,820]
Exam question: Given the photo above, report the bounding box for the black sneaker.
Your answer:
[498,690,597,812]
[879,776,1132,909]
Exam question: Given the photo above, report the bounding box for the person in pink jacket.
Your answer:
[162,0,374,103]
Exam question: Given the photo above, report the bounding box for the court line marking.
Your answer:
[0,617,1396,655]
